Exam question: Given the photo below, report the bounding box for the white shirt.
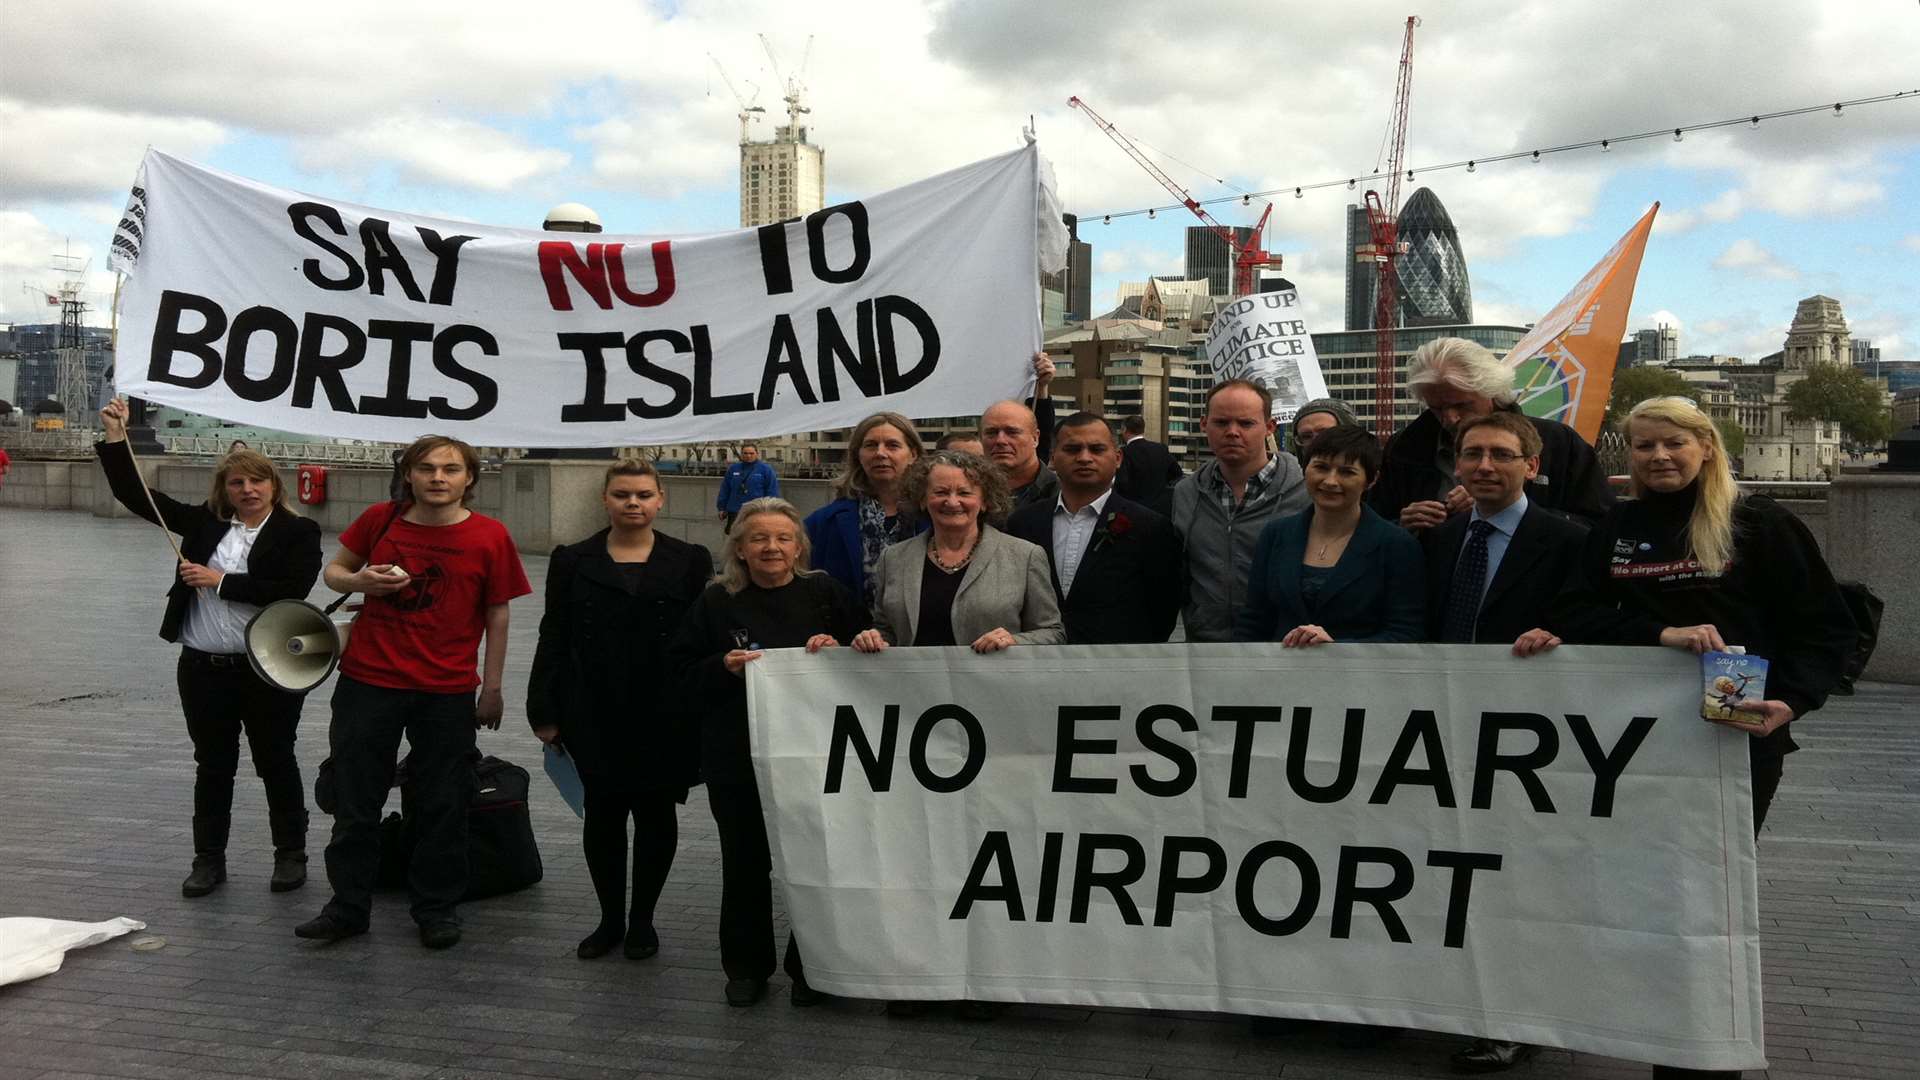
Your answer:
[1051,488,1114,596]
[180,510,272,654]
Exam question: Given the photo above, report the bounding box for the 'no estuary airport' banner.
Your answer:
[748,643,1765,1072]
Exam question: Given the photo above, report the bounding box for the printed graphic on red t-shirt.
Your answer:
[336,506,531,693]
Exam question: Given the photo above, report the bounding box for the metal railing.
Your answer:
[157,435,407,465]
[0,428,96,458]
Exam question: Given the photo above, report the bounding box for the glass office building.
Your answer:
[1395,188,1473,327]
[1185,226,1256,297]
[1343,188,1472,330]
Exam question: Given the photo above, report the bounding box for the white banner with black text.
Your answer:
[748,643,1764,1072]
[114,145,1052,446]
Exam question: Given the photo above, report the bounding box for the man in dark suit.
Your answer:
[1008,412,1183,644]
[1423,409,1586,1074]
[1425,409,1588,654]
[1114,414,1182,516]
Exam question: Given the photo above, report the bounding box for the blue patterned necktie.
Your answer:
[1443,520,1496,643]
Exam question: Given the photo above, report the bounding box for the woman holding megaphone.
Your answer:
[95,398,324,897]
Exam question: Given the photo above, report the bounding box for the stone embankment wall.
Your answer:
[4,457,1911,683]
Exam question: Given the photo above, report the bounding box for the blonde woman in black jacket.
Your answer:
[95,399,323,897]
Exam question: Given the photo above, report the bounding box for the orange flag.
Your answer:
[1507,203,1659,442]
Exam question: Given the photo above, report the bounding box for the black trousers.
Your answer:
[707,780,802,981]
[581,776,679,932]
[321,675,475,926]
[175,650,308,857]
[1750,744,1784,834]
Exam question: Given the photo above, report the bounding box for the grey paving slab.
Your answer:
[4,506,1919,1079]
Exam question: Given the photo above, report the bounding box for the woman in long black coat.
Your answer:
[529,459,713,960]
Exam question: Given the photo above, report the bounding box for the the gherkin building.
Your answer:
[1394,188,1472,326]
[1344,187,1472,330]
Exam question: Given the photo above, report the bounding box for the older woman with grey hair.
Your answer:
[669,497,868,1009]
[1372,336,1612,531]
[852,450,1064,654]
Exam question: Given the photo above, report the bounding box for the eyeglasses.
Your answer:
[1458,448,1526,464]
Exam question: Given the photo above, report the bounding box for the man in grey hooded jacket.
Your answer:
[1169,379,1310,642]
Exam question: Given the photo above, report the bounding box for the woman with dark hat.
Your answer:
[1287,397,1361,464]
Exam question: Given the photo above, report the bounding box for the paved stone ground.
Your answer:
[1,507,1915,1080]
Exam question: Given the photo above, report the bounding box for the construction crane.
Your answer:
[759,32,814,133]
[1359,15,1420,439]
[1067,96,1278,297]
[707,54,767,145]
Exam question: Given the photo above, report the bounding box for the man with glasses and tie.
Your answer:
[1423,410,1588,661]
[1420,408,1588,1072]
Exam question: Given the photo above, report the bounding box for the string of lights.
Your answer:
[1081,88,1920,224]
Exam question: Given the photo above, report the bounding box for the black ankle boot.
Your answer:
[184,815,229,897]
[182,856,227,897]
[270,849,307,892]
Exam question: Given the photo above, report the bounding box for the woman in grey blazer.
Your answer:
[852,451,1064,653]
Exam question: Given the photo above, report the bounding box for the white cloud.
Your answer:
[0,211,118,327]
[575,111,736,199]
[1712,239,1797,280]
[0,0,1913,361]
[1094,245,1181,282]
[1644,310,1685,334]
[1653,208,1697,235]
[1847,309,1911,359]
[0,100,226,201]
[2,2,699,135]
[298,117,570,193]
[1690,314,1787,360]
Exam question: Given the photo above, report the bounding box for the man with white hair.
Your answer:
[1373,337,1612,531]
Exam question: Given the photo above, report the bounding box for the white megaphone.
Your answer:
[245,599,352,694]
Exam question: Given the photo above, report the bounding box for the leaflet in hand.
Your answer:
[1701,650,1769,721]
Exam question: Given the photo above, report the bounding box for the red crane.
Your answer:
[1360,15,1419,439]
[1067,96,1278,296]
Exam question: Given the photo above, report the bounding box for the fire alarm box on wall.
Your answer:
[297,464,327,505]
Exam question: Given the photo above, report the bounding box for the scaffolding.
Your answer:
[51,252,93,428]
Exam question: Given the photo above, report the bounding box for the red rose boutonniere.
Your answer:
[1092,510,1133,551]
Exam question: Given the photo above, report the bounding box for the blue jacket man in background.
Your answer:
[716,443,779,532]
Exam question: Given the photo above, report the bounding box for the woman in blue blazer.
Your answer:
[803,412,924,612]
[1235,425,1425,645]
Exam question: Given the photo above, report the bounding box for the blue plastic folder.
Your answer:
[542,743,586,819]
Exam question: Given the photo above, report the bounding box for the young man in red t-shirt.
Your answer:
[295,436,530,949]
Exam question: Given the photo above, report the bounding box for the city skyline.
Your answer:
[3,1,1916,368]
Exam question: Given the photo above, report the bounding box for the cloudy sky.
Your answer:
[3,0,1917,362]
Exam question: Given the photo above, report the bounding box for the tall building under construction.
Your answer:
[740,124,825,227]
